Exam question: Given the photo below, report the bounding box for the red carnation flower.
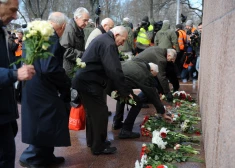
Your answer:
[160,132,167,138]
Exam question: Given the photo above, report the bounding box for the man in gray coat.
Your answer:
[132,46,177,101]
[85,17,114,49]
[112,61,172,138]
[60,7,90,77]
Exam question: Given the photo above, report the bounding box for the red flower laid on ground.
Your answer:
[156,165,165,168]
[146,166,152,168]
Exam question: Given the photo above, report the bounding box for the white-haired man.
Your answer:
[19,12,71,168]
[60,7,90,77]
[111,60,172,138]
[0,0,36,167]
[132,46,178,102]
[85,17,115,116]
[85,17,114,49]
[72,26,131,155]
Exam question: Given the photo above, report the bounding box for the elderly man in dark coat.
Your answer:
[19,12,71,168]
[132,46,178,102]
[112,61,172,138]
[72,26,131,155]
[0,1,35,167]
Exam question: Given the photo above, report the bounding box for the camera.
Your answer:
[9,33,18,40]
[190,31,199,40]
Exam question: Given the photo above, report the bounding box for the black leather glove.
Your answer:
[166,92,173,102]
[132,49,136,56]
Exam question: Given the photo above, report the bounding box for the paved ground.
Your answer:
[15,82,205,168]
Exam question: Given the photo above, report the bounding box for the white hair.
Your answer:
[123,17,130,22]
[148,63,159,73]
[48,12,68,26]
[73,7,89,19]
[110,26,127,36]
[167,49,177,59]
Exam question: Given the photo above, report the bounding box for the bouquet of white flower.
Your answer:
[111,91,136,105]
[16,20,54,65]
[70,58,86,78]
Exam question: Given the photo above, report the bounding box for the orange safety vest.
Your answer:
[177,30,186,50]
[15,43,22,57]
[183,53,194,69]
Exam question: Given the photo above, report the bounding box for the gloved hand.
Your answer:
[132,49,136,56]
[166,92,173,102]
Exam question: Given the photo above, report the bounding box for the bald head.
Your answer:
[110,26,128,46]
[101,18,114,32]
[48,12,68,37]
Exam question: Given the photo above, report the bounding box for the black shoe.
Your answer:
[87,140,111,148]
[93,146,117,155]
[141,104,149,108]
[105,140,111,146]
[108,111,112,116]
[19,160,46,168]
[112,122,123,130]
[118,129,140,139]
[50,156,65,165]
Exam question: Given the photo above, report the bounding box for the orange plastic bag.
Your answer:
[69,105,86,131]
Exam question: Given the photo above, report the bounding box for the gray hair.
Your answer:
[110,26,127,36]
[73,7,89,19]
[48,12,68,26]
[0,0,8,3]
[148,62,159,73]
[167,49,177,59]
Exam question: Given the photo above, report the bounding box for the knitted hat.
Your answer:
[176,24,183,29]
[186,20,193,27]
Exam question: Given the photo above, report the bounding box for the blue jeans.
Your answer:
[181,65,197,80]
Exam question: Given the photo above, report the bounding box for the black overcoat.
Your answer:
[21,33,71,147]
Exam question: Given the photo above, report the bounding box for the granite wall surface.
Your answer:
[199,1,235,167]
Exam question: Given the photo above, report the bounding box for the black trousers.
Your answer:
[20,145,55,165]
[0,122,16,168]
[80,91,108,152]
[114,94,142,131]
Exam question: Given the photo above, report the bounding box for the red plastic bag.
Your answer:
[69,104,86,131]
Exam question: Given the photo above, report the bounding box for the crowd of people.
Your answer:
[0,0,202,167]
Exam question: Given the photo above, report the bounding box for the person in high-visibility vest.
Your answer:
[134,16,153,54]
[175,23,187,77]
[181,46,197,83]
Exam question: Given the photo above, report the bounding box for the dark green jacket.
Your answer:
[132,46,170,94]
[121,60,165,114]
[154,21,179,52]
